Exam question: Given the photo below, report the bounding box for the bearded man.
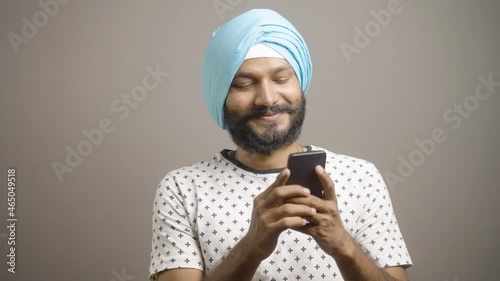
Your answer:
[149,9,412,281]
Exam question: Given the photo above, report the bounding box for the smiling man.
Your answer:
[149,9,412,281]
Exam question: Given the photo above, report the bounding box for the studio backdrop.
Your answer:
[1,1,499,280]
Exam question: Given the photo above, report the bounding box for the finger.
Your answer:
[285,196,336,217]
[270,203,316,221]
[293,212,328,233]
[315,165,336,202]
[269,216,309,231]
[293,223,313,234]
[271,168,291,189]
[265,184,310,208]
[284,195,318,208]
[261,168,291,197]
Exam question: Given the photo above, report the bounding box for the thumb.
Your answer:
[263,168,290,195]
[315,165,336,202]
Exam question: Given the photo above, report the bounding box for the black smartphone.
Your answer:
[286,150,326,198]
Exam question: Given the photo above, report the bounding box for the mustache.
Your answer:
[241,103,298,121]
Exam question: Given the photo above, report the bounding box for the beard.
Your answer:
[223,96,306,156]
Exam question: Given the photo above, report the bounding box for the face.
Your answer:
[224,57,306,155]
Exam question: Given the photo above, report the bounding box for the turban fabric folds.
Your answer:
[201,9,313,130]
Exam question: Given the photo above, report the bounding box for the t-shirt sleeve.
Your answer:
[354,163,413,268]
[149,173,203,281]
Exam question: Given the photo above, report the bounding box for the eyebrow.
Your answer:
[233,65,293,79]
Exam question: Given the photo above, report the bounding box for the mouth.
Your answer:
[257,111,281,122]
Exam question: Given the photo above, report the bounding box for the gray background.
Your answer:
[1,0,499,280]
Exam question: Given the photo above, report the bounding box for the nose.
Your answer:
[254,80,279,107]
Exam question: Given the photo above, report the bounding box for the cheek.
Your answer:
[282,81,303,104]
[225,93,247,112]
[226,91,253,109]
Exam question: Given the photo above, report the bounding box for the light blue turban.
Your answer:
[201,9,313,130]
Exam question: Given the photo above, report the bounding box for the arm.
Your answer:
[157,268,203,281]
[154,238,408,281]
[149,174,205,281]
[203,169,316,281]
[202,235,265,281]
[155,237,261,281]
[156,169,316,281]
[334,234,409,281]
[290,165,410,281]
[155,228,408,281]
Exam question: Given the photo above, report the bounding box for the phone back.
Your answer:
[286,151,326,198]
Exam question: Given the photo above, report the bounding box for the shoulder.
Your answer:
[157,152,228,187]
[310,145,386,195]
[310,145,379,172]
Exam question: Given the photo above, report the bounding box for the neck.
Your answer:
[234,143,305,170]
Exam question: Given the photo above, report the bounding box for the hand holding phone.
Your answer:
[286,150,326,198]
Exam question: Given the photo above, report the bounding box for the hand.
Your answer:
[289,165,355,259]
[243,168,317,261]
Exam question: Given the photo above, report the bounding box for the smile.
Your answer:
[258,112,282,122]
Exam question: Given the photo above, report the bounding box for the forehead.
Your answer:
[234,58,294,77]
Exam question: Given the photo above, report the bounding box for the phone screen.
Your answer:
[286,150,326,198]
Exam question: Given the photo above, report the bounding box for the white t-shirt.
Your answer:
[149,146,412,280]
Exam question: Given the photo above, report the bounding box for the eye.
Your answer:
[231,83,253,90]
[274,77,290,84]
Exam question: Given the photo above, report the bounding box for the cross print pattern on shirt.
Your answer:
[149,146,412,281]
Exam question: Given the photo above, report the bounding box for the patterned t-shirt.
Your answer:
[149,146,412,280]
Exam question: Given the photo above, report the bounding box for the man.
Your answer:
[149,9,412,281]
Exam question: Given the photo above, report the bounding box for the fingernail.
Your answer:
[310,208,316,214]
[316,165,325,173]
[303,188,310,195]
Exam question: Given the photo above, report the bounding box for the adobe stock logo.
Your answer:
[384,74,499,191]
[339,0,412,63]
[213,0,244,21]
[109,267,135,281]
[7,0,71,54]
[51,64,170,183]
